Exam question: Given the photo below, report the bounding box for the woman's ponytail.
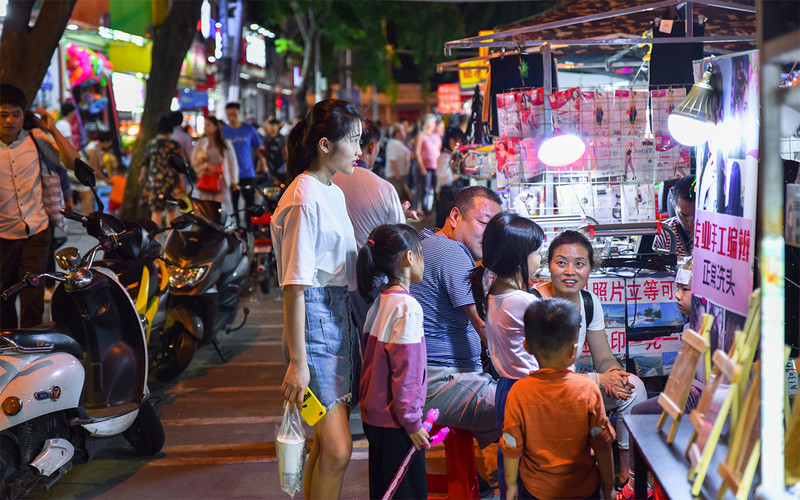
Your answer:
[356,240,377,301]
[469,264,488,321]
[286,118,309,184]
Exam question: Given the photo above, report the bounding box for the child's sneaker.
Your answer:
[615,479,653,500]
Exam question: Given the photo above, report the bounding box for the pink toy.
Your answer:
[381,409,449,500]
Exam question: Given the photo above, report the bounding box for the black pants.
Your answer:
[231,176,256,228]
[1,228,51,328]
[520,482,602,500]
[363,422,427,500]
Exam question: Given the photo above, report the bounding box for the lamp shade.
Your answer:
[667,68,719,146]
[537,129,586,167]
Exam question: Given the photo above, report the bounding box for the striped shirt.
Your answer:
[653,216,691,259]
[410,228,481,368]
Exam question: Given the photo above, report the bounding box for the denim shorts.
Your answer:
[300,286,359,410]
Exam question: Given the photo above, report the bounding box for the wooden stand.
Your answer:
[717,362,761,500]
[686,291,761,497]
[656,318,710,443]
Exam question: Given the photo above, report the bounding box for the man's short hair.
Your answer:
[168,111,184,128]
[97,131,114,143]
[0,83,27,110]
[60,101,75,117]
[360,119,381,148]
[453,186,501,216]
[225,102,241,111]
[267,115,280,125]
[390,123,404,138]
[157,116,173,135]
[671,175,696,204]
[523,298,581,356]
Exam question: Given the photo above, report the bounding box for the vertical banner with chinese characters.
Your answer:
[693,211,754,315]
[691,51,758,355]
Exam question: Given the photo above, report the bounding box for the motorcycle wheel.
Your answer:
[152,324,197,382]
[0,435,23,500]
[122,402,165,456]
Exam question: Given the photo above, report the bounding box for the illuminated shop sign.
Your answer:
[243,30,266,68]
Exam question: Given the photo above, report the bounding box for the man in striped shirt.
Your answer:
[409,186,502,448]
[653,175,695,260]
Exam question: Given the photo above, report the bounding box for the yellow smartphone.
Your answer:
[300,387,326,426]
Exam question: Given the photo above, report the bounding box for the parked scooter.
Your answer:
[247,176,283,296]
[152,157,258,381]
[61,188,168,354]
[0,160,164,498]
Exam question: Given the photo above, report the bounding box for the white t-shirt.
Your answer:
[332,167,405,249]
[385,138,411,179]
[271,173,358,290]
[436,150,454,192]
[485,290,539,379]
[55,118,72,140]
[578,290,605,367]
[533,286,605,370]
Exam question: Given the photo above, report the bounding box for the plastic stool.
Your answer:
[427,426,480,500]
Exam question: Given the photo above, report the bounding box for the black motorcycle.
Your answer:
[152,157,260,381]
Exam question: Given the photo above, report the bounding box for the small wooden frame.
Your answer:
[657,323,710,443]
[686,291,761,497]
[717,361,761,500]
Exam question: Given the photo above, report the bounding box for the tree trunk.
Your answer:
[121,0,203,219]
[0,0,77,106]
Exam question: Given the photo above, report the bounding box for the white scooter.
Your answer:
[0,162,164,497]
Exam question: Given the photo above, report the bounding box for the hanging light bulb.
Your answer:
[538,128,586,167]
[668,67,720,146]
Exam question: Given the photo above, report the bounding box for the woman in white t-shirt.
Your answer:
[271,100,362,499]
[535,230,647,493]
[469,211,544,499]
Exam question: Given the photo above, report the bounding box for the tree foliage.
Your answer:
[249,1,554,105]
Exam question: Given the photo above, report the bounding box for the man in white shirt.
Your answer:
[384,123,411,201]
[333,119,408,333]
[0,84,80,328]
[55,101,78,150]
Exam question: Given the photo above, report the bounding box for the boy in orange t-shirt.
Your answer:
[500,298,616,500]
[107,164,126,215]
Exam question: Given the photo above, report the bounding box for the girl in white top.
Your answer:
[271,100,361,499]
[190,116,239,215]
[468,211,544,499]
[534,229,647,493]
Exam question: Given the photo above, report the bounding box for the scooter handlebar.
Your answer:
[61,209,88,224]
[1,272,49,300]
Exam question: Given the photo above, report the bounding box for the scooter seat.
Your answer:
[1,322,83,359]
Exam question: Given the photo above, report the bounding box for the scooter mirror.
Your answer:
[245,205,266,218]
[170,219,194,230]
[74,159,96,187]
[169,155,189,174]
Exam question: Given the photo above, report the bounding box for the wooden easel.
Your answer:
[717,361,761,500]
[686,291,761,497]
[656,315,711,443]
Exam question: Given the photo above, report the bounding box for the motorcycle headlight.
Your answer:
[167,263,210,288]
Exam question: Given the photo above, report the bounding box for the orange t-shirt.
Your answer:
[108,174,127,204]
[500,367,615,499]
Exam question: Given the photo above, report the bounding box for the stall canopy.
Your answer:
[440,0,756,75]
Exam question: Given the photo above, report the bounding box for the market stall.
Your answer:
[442,0,798,496]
